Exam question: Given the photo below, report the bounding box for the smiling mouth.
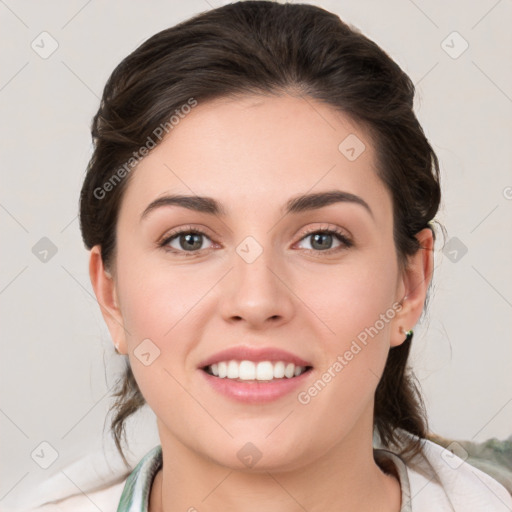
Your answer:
[202,360,313,382]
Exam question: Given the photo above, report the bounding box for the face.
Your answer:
[92,93,429,471]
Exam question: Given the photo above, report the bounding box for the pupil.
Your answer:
[312,233,332,250]
[182,233,202,250]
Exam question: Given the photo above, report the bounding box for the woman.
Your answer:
[29,1,512,511]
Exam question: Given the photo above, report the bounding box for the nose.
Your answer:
[219,241,295,329]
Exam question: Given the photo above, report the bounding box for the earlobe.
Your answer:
[390,228,434,347]
[88,246,127,354]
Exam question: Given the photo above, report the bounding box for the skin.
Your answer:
[89,93,433,512]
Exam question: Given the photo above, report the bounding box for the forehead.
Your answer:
[119,94,391,222]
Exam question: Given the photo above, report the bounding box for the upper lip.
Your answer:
[198,345,313,369]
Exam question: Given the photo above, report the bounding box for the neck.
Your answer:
[149,412,401,512]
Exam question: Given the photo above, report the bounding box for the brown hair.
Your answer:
[79,1,441,467]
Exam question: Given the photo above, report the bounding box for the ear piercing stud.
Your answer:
[400,326,413,338]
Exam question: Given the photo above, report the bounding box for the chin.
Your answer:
[200,434,314,473]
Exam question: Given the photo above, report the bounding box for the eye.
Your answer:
[160,227,215,255]
[159,225,353,256]
[296,226,353,253]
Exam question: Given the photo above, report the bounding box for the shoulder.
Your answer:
[396,430,512,511]
[426,432,512,494]
[11,479,127,512]
[10,444,162,512]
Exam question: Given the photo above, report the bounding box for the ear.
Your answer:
[88,245,128,354]
[390,228,434,348]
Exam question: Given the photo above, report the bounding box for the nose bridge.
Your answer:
[220,233,294,325]
[236,235,277,288]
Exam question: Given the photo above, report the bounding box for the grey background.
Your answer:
[1,0,511,509]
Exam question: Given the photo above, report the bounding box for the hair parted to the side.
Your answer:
[79,1,441,468]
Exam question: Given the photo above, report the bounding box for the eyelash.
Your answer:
[158,226,354,258]
[159,224,353,257]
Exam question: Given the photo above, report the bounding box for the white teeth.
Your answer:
[256,361,274,380]
[284,363,295,378]
[239,360,255,380]
[217,362,227,378]
[227,360,239,379]
[273,361,285,378]
[206,360,308,380]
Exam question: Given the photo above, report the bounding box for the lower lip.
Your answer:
[199,368,313,404]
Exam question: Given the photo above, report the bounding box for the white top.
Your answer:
[10,430,512,512]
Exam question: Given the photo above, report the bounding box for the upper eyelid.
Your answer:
[159,225,215,243]
[299,223,351,237]
[295,228,353,249]
[161,223,350,240]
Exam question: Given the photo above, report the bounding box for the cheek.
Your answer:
[115,259,207,414]
[302,253,399,345]
[116,253,210,343]
[293,261,398,435]
[114,254,219,401]
[297,250,399,411]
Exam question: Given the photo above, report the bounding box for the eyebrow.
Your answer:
[140,190,373,221]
